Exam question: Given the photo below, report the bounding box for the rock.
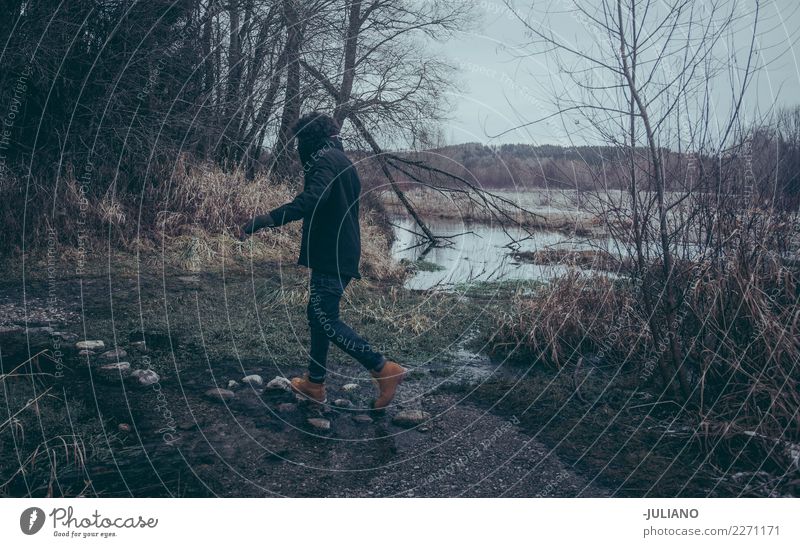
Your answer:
[266,376,292,392]
[76,340,105,351]
[227,380,240,390]
[307,418,331,431]
[129,368,145,379]
[342,383,360,392]
[54,331,79,342]
[131,341,148,352]
[333,398,352,408]
[131,369,160,386]
[78,349,95,357]
[100,348,127,361]
[241,374,264,387]
[118,423,131,433]
[277,403,297,413]
[392,410,430,428]
[351,414,373,424]
[204,388,235,402]
[97,362,131,379]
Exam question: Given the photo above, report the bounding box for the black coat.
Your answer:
[268,138,362,279]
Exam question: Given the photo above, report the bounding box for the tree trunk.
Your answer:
[270,0,302,179]
[241,38,286,177]
[334,0,362,126]
[617,0,690,399]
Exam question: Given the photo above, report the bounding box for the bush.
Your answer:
[490,217,800,483]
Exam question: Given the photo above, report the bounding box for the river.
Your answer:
[389,215,617,290]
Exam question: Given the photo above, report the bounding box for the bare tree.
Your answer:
[300,1,545,245]
[503,0,763,400]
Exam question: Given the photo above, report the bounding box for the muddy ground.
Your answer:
[0,261,779,497]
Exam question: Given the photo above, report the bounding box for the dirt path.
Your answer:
[0,272,605,497]
[155,371,608,497]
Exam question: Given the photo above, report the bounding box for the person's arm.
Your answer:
[267,154,337,226]
[239,214,274,238]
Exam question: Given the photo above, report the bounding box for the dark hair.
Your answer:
[291,112,340,145]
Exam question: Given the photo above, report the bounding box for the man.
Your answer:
[238,112,406,409]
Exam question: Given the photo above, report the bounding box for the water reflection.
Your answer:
[389,216,608,290]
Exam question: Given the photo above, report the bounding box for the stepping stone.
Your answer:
[97,362,131,379]
[54,332,78,342]
[342,383,360,392]
[307,418,331,432]
[205,388,235,402]
[266,376,292,391]
[76,340,105,351]
[227,380,240,390]
[78,349,95,357]
[333,399,352,408]
[131,369,160,386]
[392,410,431,428]
[131,341,148,352]
[352,414,373,424]
[241,374,263,387]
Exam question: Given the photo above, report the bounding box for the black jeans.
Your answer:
[306,270,385,383]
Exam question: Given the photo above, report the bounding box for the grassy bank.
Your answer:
[1,159,404,282]
[485,266,800,496]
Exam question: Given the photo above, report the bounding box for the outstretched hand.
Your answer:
[236,214,275,241]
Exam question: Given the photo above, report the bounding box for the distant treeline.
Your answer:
[359,120,800,206]
[425,142,631,188]
[353,142,636,191]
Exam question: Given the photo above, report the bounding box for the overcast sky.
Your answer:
[433,0,800,146]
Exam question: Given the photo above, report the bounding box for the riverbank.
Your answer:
[3,245,793,497]
[0,255,593,496]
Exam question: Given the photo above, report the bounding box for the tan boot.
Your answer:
[371,361,407,410]
[290,375,327,403]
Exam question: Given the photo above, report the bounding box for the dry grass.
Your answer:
[153,163,405,280]
[687,251,800,443]
[490,271,643,368]
[490,232,800,486]
[0,350,96,496]
[2,157,405,282]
